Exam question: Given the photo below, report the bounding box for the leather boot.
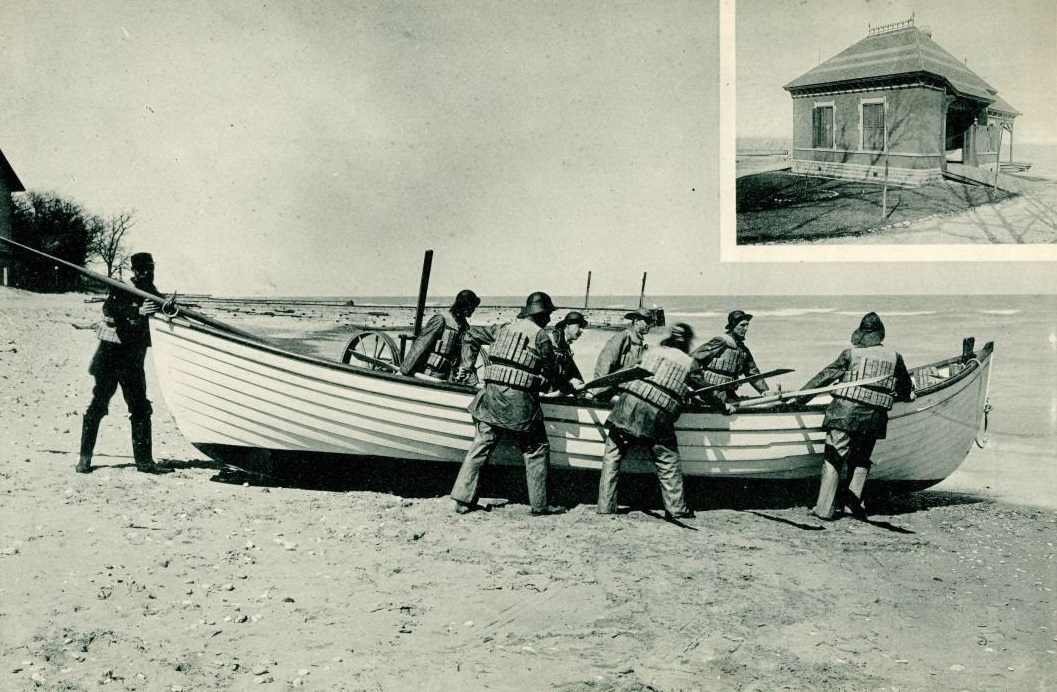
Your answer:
[77,412,103,474]
[131,417,172,474]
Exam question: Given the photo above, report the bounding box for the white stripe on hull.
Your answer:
[150,319,991,483]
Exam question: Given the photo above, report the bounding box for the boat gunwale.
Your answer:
[152,315,993,414]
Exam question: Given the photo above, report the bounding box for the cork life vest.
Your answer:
[618,347,692,416]
[422,314,461,379]
[833,345,898,410]
[482,320,545,391]
[698,335,746,387]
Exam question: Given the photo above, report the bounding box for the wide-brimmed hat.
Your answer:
[725,309,752,331]
[130,252,155,270]
[556,311,588,329]
[623,308,654,324]
[851,312,885,346]
[517,291,557,318]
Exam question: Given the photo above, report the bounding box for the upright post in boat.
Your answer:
[412,249,433,337]
[584,270,592,309]
[638,271,647,309]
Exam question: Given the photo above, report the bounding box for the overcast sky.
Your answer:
[3,1,1055,297]
[737,0,1057,145]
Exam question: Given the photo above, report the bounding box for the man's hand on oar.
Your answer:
[734,375,889,410]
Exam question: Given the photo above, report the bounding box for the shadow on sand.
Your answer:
[203,450,988,518]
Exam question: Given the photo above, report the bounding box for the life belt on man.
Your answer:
[482,322,545,391]
[422,324,460,378]
[619,348,692,416]
[833,346,898,409]
[699,336,746,387]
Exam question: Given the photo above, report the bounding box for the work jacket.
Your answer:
[543,325,583,391]
[690,334,765,401]
[607,346,695,442]
[399,312,466,380]
[468,318,571,432]
[801,344,914,439]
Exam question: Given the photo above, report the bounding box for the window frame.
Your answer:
[860,97,887,153]
[811,102,835,149]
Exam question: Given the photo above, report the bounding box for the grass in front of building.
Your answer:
[737,171,1013,244]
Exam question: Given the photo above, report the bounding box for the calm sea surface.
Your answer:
[284,294,1056,463]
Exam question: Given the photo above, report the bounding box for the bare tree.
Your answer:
[90,210,135,278]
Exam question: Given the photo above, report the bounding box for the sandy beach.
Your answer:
[2,289,1055,692]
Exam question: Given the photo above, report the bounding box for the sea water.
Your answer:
[320,293,1056,465]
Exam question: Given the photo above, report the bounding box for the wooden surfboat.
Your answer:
[148,314,994,491]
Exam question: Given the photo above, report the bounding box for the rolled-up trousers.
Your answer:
[597,425,689,516]
[451,419,550,512]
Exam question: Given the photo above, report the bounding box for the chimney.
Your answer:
[920,25,932,38]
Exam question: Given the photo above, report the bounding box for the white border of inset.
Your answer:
[719,0,1057,264]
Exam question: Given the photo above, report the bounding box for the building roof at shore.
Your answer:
[0,148,25,192]
[784,24,997,102]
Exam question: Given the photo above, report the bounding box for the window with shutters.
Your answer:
[812,105,834,148]
[862,101,886,151]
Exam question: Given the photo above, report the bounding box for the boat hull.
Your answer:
[150,318,992,488]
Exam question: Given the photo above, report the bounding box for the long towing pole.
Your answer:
[0,236,264,342]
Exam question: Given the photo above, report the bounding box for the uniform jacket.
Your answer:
[801,344,914,439]
[90,282,160,376]
[467,318,572,432]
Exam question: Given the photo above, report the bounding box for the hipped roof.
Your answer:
[0,148,25,192]
[784,26,997,102]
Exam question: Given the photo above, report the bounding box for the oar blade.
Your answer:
[583,365,652,390]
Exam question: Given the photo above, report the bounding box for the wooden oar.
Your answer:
[0,236,264,342]
[734,375,889,409]
[583,365,652,390]
[347,350,400,372]
[691,368,795,395]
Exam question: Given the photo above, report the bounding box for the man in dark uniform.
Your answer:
[597,323,698,520]
[797,312,914,520]
[592,308,652,398]
[544,310,588,391]
[450,292,583,516]
[690,309,772,403]
[399,289,480,382]
[77,252,173,475]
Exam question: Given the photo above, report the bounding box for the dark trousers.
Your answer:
[81,345,153,461]
[451,419,550,512]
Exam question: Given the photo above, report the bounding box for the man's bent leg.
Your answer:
[844,436,876,519]
[519,422,558,514]
[78,374,118,473]
[451,420,499,507]
[597,426,627,514]
[652,440,691,517]
[813,430,850,519]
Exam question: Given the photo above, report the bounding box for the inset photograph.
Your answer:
[735,0,1057,247]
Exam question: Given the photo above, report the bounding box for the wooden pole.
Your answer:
[993,127,1003,189]
[638,272,647,309]
[881,123,890,220]
[412,250,433,337]
[583,270,592,309]
[0,236,264,341]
